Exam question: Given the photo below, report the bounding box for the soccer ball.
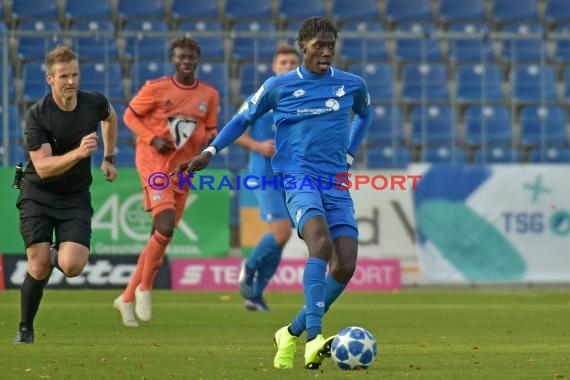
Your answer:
[331,326,377,370]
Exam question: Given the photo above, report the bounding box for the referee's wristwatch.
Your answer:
[104,155,116,165]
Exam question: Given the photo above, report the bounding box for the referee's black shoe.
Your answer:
[14,327,34,344]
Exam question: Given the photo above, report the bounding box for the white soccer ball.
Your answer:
[331,326,377,370]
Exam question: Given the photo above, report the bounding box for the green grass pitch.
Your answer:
[0,290,569,379]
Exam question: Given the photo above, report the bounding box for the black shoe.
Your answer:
[14,328,34,344]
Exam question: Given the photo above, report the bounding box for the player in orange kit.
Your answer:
[113,37,219,326]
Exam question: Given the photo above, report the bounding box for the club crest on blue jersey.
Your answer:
[332,85,345,97]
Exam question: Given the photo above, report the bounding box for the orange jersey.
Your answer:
[124,76,219,184]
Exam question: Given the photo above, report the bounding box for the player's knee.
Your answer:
[310,235,334,261]
[331,262,356,283]
[60,262,87,277]
[27,262,52,280]
[273,229,291,246]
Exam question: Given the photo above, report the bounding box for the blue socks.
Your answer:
[303,258,327,340]
[244,233,280,285]
[253,249,282,297]
[290,273,348,338]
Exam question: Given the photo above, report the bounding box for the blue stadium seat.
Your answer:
[111,103,135,144]
[545,0,570,25]
[395,22,441,62]
[411,105,455,146]
[196,62,231,99]
[348,63,394,102]
[439,0,485,23]
[123,19,169,32]
[464,105,513,146]
[563,66,570,100]
[455,64,503,103]
[70,20,118,61]
[554,23,570,63]
[238,61,272,101]
[218,102,238,125]
[0,104,22,144]
[17,21,63,61]
[22,62,49,102]
[447,22,494,63]
[510,64,558,103]
[366,146,411,168]
[117,0,166,22]
[130,60,171,95]
[421,146,467,163]
[278,0,325,24]
[492,0,538,22]
[65,0,112,22]
[519,105,568,146]
[500,23,546,62]
[224,0,272,22]
[178,21,225,60]
[227,145,249,171]
[12,0,58,23]
[401,63,449,102]
[231,21,278,61]
[366,105,404,146]
[339,21,388,63]
[0,61,16,101]
[331,0,381,21]
[474,147,521,163]
[386,0,432,23]
[529,147,570,163]
[3,145,28,166]
[114,143,136,167]
[80,62,125,100]
[171,0,219,23]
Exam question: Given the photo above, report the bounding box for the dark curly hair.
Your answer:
[170,37,201,58]
[296,17,341,45]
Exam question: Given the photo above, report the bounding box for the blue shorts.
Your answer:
[282,174,358,240]
[254,187,290,223]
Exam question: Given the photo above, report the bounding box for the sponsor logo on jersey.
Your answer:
[325,99,340,111]
[333,85,345,97]
[168,117,197,147]
[199,101,207,113]
[293,89,305,97]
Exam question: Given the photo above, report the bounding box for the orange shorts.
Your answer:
[143,184,188,225]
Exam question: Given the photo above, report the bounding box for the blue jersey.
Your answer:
[243,65,370,179]
[238,97,275,178]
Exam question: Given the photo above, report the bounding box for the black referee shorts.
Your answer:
[18,199,92,249]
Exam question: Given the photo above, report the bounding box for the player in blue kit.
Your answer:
[176,17,372,369]
[235,45,300,312]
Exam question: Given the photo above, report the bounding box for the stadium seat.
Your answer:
[3,144,28,166]
[227,145,249,171]
[411,105,455,146]
[545,0,570,25]
[17,21,63,62]
[70,20,119,61]
[278,0,326,25]
[510,64,558,103]
[12,0,58,23]
[420,146,467,164]
[331,0,381,21]
[447,22,494,63]
[500,23,546,62]
[0,61,16,101]
[218,101,238,125]
[231,21,278,62]
[117,0,166,22]
[65,0,112,23]
[0,104,22,144]
[178,21,225,60]
[401,63,449,102]
[224,0,272,22]
[464,105,513,146]
[385,0,432,23]
[22,62,49,102]
[130,60,171,95]
[114,143,136,167]
[563,66,570,100]
[196,62,231,99]
[474,147,521,163]
[171,0,219,23]
[80,62,125,100]
[111,103,135,144]
[348,63,394,102]
[529,147,570,163]
[238,61,273,101]
[339,21,388,63]
[455,64,503,103]
[395,22,441,62]
[366,105,404,146]
[554,23,570,63]
[519,105,568,146]
[366,146,411,168]
[492,0,538,22]
[439,0,485,23]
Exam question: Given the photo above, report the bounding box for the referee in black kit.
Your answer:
[14,46,119,344]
